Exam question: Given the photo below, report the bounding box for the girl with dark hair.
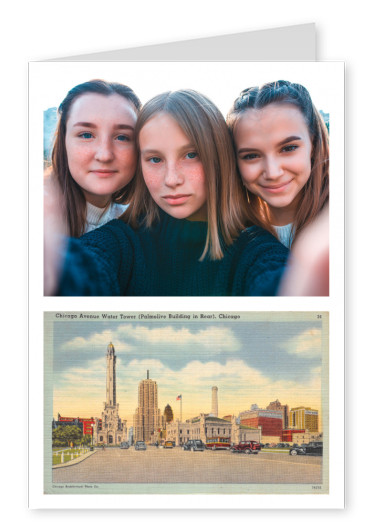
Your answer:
[48,89,288,296]
[49,79,141,237]
[227,80,329,248]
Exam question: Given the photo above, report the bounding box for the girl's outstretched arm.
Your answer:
[57,222,136,296]
[44,174,67,296]
[44,173,136,296]
[278,207,329,296]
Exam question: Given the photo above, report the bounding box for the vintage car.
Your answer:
[205,437,231,450]
[119,441,129,449]
[289,441,323,456]
[230,441,261,454]
[134,441,147,451]
[183,439,206,451]
[164,441,174,449]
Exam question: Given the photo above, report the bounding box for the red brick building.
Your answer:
[239,406,283,438]
[57,414,101,435]
[282,429,305,442]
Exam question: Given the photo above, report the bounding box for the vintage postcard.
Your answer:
[43,311,330,502]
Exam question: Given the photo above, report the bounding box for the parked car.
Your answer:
[289,441,323,456]
[134,441,147,451]
[183,439,206,451]
[205,437,231,450]
[120,441,129,449]
[230,441,261,454]
[164,441,174,449]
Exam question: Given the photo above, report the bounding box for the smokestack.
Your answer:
[211,386,218,417]
[147,370,149,379]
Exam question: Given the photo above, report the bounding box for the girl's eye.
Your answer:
[242,153,260,160]
[79,132,93,139]
[149,156,162,164]
[186,152,198,160]
[282,144,298,153]
[116,134,131,142]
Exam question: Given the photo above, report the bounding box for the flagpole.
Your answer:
[180,395,182,422]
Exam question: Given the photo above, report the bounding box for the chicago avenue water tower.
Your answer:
[93,342,127,446]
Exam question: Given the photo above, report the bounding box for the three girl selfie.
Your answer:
[44,78,329,296]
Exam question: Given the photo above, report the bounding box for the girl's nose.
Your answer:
[164,162,184,187]
[95,138,114,162]
[264,157,284,180]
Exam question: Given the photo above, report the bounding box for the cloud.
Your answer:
[61,330,133,353]
[117,324,241,351]
[280,328,322,358]
[60,325,241,359]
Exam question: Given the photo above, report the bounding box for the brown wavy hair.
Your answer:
[227,80,329,245]
[50,79,141,237]
[122,89,254,260]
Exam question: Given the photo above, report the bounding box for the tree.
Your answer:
[52,425,83,447]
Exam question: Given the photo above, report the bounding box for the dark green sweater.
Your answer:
[58,212,288,296]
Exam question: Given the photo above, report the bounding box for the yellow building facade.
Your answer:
[289,407,319,431]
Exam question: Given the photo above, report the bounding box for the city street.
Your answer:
[52,446,322,484]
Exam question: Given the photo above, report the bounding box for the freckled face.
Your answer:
[139,112,207,221]
[65,93,138,208]
[234,103,312,225]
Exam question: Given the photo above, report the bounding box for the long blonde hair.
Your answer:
[123,89,253,260]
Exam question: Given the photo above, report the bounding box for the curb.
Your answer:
[52,449,98,469]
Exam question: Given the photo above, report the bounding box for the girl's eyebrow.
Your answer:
[141,144,195,156]
[237,147,255,155]
[237,135,302,154]
[72,121,134,130]
[276,135,302,147]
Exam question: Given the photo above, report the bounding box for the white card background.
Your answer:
[6,0,370,522]
[29,59,344,510]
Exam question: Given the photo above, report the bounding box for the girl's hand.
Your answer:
[44,173,67,295]
[279,207,329,296]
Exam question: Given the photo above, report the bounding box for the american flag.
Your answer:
[176,395,182,401]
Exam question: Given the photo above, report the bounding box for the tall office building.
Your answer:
[266,399,289,429]
[289,407,319,432]
[93,342,127,446]
[133,370,162,442]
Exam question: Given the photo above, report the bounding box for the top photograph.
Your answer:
[34,61,342,297]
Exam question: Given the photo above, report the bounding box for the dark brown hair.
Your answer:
[51,79,141,237]
[227,80,329,245]
[123,89,253,260]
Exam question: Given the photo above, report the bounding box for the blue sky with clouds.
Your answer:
[50,314,325,423]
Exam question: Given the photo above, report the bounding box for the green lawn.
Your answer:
[52,448,91,465]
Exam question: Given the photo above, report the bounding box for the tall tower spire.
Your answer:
[93,342,127,447]
[106,342,116,406]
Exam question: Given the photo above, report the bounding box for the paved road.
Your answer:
[52,447,322,484]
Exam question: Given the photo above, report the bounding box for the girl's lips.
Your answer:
[163,194,191,205]
[91,170,117,178]
[261,180,293,193]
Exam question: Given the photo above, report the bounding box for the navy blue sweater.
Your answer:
[58,212,289,296]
